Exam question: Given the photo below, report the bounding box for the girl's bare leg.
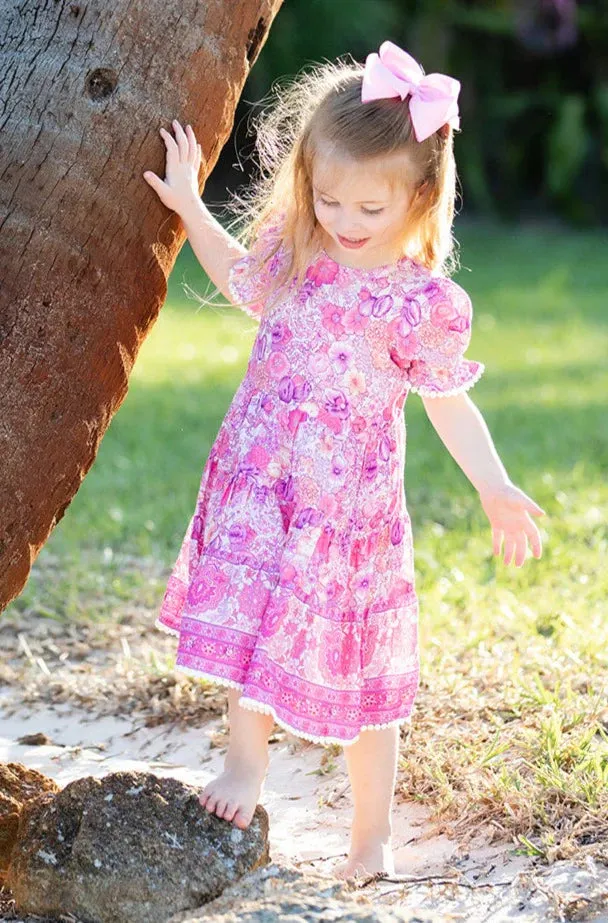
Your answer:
[335,724,399,878]
[198,687,275,829]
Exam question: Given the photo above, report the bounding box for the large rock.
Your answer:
[168,862,445,922]
[6,770,270,923]
[0,761,60,884]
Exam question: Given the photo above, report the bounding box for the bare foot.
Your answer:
[198,757,269,829]
[334,834,396,880]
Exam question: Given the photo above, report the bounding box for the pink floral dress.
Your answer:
[155,212,484,747]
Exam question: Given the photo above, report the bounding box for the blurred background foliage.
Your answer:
[206,0,607,225]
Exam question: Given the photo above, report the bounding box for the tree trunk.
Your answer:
[0,0,283,610]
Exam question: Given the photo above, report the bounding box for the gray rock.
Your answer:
[6,770,270,923]
[167,861,446,922]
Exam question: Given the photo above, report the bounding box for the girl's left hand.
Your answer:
[143,119,203,216]
[479,482,546,567]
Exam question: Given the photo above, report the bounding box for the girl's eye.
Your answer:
[320,199,384,216]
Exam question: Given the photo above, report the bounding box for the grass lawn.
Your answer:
[6,219,608,862]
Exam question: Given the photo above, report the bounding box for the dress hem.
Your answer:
[174,662,247,693]
[154,618,180,637]
[163,658,415,748]
[237,695,414,748]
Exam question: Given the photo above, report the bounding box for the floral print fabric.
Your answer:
[155,212,485,746]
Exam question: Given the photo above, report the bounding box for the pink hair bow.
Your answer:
[361,41,461,142]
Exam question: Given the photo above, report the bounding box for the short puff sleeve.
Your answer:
[391,276,485,397]
[227,210,288,320]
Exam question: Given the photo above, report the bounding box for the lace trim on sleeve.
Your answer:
[408,359,485,397]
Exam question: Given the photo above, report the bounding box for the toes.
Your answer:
[232,808,252,829]
[223,801,238,821]
[333,860,366,880]
[335,863,350,880]
[197,779,257,827]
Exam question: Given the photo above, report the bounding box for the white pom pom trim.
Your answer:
[151,647,415,747]
[152,664,412,747]
[237,696,414,747]
[409,361,485,398]
[152,629,416,746]
[154,618,180,637]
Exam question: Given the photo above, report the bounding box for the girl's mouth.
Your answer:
[337,234,370,249]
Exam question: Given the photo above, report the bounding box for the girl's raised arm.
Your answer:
[143,119,246,302]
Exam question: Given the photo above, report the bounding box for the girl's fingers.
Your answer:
[491,518,543,565]
[523,517,543,559]
[160,126,178,154]
[159,127,179,171]
[143,170,161,188]
[172,118,189,161]
[142,171,169,202]
[515,488,545,517]
[185,124,198,164]
[502,534,516,566]
[489,494,544,565]
[513,533,527,567]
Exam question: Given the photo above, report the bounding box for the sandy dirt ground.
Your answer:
[2,685,607,922]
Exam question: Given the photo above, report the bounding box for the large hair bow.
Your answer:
[361,41,461,143]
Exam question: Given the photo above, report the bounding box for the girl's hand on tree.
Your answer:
[479,481,546,567]
[143,119,203,215]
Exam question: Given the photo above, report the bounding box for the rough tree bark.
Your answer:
[0,0,283,609]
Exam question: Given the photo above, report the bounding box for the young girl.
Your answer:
[143,42,545,880]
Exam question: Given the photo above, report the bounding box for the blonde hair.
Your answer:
[220,52,462,318]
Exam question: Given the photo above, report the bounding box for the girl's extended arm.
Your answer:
[422,392,508,494]
[421,392,546,567]
[143,119,246,301]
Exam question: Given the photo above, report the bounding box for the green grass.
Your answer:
[5,219,608,858]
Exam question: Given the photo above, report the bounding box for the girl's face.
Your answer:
[312,152,419,268]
